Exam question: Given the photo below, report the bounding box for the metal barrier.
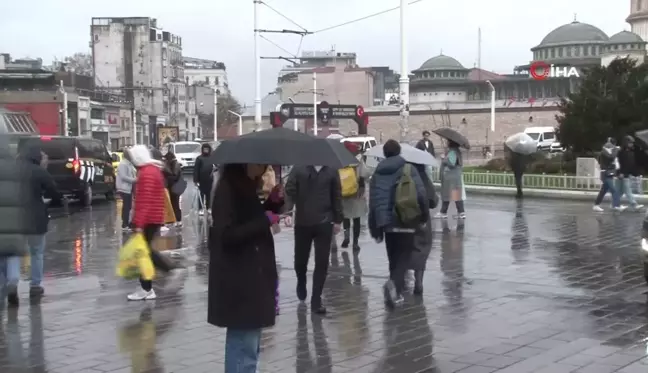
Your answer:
[431,171,647,193]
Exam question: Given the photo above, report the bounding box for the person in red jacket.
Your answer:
[127,145,181,301]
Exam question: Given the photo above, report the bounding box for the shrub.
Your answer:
[479,153,577,174]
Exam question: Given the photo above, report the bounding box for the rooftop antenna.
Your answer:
[573,13,577,22]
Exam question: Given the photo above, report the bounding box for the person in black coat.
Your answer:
[415,130,435,157]
[193,143,214,214]
[1,142,62,307]
[506,146,527,199]
[163,152,184,226]
[208,163,284,373]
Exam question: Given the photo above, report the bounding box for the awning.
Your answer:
[0,109,38,134]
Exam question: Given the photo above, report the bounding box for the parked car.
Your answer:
[163,141,201,169]
[17,136,116,206]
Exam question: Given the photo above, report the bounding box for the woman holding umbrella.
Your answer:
[433,128,468,219]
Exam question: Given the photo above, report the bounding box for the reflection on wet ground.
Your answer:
[3,193,648,372]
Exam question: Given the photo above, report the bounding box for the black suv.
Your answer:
[17,136,116,206]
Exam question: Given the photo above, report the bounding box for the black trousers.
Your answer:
[440,201,465,214]
[384,232,414,296]
[119,192,132,228]
[342,218,361,244]
[198,180,212,210]
[168,189,181,222]
[294,224,334,305]
[139,224,174,291]
[513,169,523,196]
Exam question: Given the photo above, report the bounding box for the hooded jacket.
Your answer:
[193,143,214,184]
[129,145,165,228]
[368,155,427,239]
[14,143,61,235]
[116,158,137,194]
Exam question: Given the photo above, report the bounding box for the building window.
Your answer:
[558,48,563,57]
[638,0,642,11]
[551,48,555,58]
[574,46,580,56]
[591,45,596,55]
[192,118,196,127]
[566,47,572,57]
[584,46,589,56]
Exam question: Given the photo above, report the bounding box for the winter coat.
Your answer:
[16,144,60,235]
[163,161,182,191]
[440,148,464,202]
[208,174,283,329]
[342,157,369,220]
[368,155,427,239]
[285,166,343,226]
[415,138,435,157]
[116,159,137,194]
[410,163,435,270]
[130,145,165,228]
[618,147,638,177]
[193,143,214,184]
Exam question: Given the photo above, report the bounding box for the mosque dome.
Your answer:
[534,21,608,50]
[416,54,466,71]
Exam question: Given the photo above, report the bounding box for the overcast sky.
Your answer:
[1,0,629,105]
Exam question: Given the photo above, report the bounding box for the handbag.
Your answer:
[171,177,187,195]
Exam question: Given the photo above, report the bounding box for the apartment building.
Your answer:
[183,57,229,95]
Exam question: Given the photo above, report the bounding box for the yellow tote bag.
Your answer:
[116,233,155,280]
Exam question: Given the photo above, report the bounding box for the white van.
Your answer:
[524,126,560,151]
[164,141,201,169]
[341,136,377,153]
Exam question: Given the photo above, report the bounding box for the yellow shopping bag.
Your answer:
[163,189,176,224]
[116,233,155,280]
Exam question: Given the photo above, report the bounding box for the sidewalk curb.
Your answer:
[432,182,648,202]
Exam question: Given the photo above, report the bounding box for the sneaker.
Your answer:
[593,205,604,212]
[160,226,170,233]
[613,205,628,212]
[457,213,466,219]
[127,288,157,301]
[434,212,448,219]
[632,204,644,210]
[175,222,183,227]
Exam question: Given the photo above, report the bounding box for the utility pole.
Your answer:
[399,0,410,142]
[254,0,311,132]
[213,90,218,141]
[313,72,318,136]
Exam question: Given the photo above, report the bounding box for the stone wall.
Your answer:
[354,107,560,148]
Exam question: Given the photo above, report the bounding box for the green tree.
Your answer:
[556,57,648,154]
[216,93,242,127]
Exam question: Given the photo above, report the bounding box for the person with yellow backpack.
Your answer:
[338,142,369,252]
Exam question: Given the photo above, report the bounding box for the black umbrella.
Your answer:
[433,127,470,149]
[209,127,357,168]
[327,139,359,167]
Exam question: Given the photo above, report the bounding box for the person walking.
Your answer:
[415,130,435,157]
[163,152,184,227]
[409,163,437,296]
[593,138,625,212]
[1,143,62,306]
[116,149,137,229]
[368,140,428,306]
[285,163,343,314]
[617,135,644,211]
[340,142,368,253]
[436,140,466,219]
[127,145,181,301]
[506,146,527,199]
[193,143,214,216]
[209,163,284,373]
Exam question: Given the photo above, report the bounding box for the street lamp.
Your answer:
[288,97,298,131]
[228,110,243,136]
[486,80,495,154]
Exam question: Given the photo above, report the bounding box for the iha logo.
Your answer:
[529,61,580,80]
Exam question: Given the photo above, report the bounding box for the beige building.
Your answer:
[278,66,375,108]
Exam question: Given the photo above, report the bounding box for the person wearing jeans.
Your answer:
[116,149,137,229]
[26,235,46,289]
[594,139,625,212]
[617,135,644,210]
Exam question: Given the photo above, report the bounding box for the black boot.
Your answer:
[7,285,18,308]
[296,280,307,302]
[341,230,350,248]
[413,270,424,295]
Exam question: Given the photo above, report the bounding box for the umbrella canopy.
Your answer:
[209,127,357,168]
[433,127,470,149]
[327,139,360,166]
[635,130,648,149]
[505,132,537,155]
[365,143,439,166]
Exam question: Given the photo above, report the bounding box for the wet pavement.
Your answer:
[3,189,648,372]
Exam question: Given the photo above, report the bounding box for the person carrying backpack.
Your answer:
[368,139,427,307]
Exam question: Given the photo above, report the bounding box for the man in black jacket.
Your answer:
[285,165,343,314]
[415,130,435,157]
[193,143,214,215]
[0,140,61,307]
[618,135,643,210]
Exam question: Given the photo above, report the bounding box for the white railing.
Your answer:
[432,171,647,193]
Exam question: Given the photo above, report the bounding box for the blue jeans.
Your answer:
[225,328,262,373]
[595,174,620,207]
[0,256,21,288]
[27,235,46,287]
[617,178,638,205]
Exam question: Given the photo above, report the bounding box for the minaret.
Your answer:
[627,0,648,47]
